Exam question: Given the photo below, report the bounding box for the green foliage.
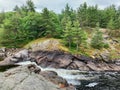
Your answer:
[0,1,119,49]
[62,19,88,50]
[77,3,99,27]
[77,2,88,27]
[41,8,62,38]
[107,18,115,30]
[3,12,20,31]
[103,43,109,49]
[19,12,42,38]
[0,11,5,25]
[61,4,76,29]
[91,24,109,49]
[62,19,73,48]
[91,30,104,49]
[72,20,87,51]
[26,0,36,12]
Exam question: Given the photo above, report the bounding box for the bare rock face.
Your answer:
[0,49,120,71]
[0,65,73,90]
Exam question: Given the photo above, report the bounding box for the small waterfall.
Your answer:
[16,61,120,90]
[16,61,90,85]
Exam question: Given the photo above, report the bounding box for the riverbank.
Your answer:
[0,48,120,90]
[0,49,120,71]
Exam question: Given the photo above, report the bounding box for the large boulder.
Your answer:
[24,38,68,52]
[0,65,74,90]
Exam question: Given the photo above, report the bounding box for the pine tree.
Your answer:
[41,8,61,37]
[77,2,88,27]
[91,23,105,49]
[107,18,115,30]
[26,0,36,12]
[63,20,73,49]
[73,20,87,51]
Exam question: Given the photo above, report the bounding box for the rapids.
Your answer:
[16,61,120,90]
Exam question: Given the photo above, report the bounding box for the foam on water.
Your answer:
[86,82,98,87]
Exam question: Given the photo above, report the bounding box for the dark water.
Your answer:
[75,71,120,90]
[0,65,18,72]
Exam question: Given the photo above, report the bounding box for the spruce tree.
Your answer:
[91,23,105,49]
[72,20,87,51]
[107,18,115,30]
[63,19,73,49]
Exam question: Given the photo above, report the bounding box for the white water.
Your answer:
[86,82,98,87]
[16,61,91,85]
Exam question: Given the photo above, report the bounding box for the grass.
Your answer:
[0,28,4,47]
[24,38,69,52]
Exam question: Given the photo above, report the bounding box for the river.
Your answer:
[1,61,120,90]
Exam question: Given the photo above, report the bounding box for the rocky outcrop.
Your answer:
[24,38,69,52]
[0,65,75,90]
[0,47,24,61]
[0,49,30,66]
[0,47,7,61]
[0,49,120,71]
[30,50,120,71]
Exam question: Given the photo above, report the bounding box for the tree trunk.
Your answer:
[76,42,79,52]
[68,39,71,49]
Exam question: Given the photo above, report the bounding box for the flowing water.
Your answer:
[16,61,120,90]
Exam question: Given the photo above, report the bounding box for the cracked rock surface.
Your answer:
[0,65,66,90]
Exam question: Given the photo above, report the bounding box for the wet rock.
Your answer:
[28,64,41,74]
[40,71,68,87]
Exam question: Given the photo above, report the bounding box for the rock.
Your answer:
[54,55,73,68]
[0,47,6,60]
[100,53,110,62]
[108,64,120,71]
[13,49,29,58]
[73,60,89,71]
[0,56,15,66]
[87,61,101,71]
[0,49,120,71]
[115,59,120,65]
[0,65,69,90]
[40,71,68,87]
[24,38,69,52]
[28,64,41,74]
[0,47,6,52]
[0,49,30,66]
[75,55,94,63]
[0,52,6,59]
[30,51,73,68]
